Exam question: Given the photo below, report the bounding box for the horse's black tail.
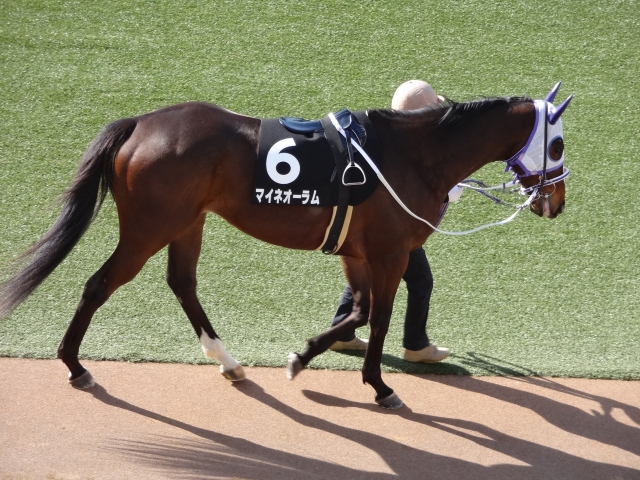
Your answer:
[0,117,137,318]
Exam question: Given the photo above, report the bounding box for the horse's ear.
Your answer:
[545,82,562,103]
[548,95,573,125]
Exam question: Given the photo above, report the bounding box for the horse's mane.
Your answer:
[374,96,532,131]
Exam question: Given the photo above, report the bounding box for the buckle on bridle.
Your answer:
[537,182,556,199]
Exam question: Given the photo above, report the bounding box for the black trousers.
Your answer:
[330,246,433,351]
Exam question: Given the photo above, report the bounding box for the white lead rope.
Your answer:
[457,180,518,191]
[328,112,538,236]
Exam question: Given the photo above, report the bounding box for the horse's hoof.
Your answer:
[220,364,246,382]
[286,352,303,380]
[376,392,403,410]
[68,370,95,390]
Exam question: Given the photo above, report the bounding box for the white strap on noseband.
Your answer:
[328,112,539,236]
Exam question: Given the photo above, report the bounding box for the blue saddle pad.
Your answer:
[279,109,367,146]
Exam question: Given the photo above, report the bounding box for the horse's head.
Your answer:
[507,83,573,219]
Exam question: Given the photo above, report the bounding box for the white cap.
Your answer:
[392,80,442,111]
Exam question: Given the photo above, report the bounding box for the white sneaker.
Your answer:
[329,337,369,351]
[403,344,451,363]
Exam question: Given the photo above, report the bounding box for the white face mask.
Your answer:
[506,96,571,193]
[516,100,564,174]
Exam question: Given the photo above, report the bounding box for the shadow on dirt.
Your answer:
[89,372,640,480]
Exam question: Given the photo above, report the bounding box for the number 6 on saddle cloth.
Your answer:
[254,109,381,253]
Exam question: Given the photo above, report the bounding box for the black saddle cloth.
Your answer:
[253,110,382,207]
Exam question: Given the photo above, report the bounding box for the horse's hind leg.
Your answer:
[166,213,245,382]
[57,243,156,389]
[287,257,371,379]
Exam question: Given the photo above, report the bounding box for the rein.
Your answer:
[457,179,522,207]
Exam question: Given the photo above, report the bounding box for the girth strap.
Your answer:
[319,115,351,254]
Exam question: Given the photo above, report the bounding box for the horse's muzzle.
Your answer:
[531,199,565,218]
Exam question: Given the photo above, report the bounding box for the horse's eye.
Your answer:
[549,137,564,161]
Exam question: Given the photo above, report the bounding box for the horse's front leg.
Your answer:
[362,254,408,409]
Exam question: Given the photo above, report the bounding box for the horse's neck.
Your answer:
[372,102,535,202]
[431,102,535,196]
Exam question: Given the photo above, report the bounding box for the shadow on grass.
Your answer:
[333,349,599,377]
[455,351,542,376]
[335,350,472,375]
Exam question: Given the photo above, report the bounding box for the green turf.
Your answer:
[0,0,638,378]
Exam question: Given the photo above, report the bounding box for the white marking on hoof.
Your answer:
[68,370,95,390]
[286,352,303,380]
[376,392,403,410]
[199,330,242,375]
[220,364,246,382]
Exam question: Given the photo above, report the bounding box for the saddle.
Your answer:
[279,109,368,254]
[279,109,368,147]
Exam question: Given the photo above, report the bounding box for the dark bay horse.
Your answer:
[0,89,572,408]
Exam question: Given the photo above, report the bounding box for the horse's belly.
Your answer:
[213,204,333,251]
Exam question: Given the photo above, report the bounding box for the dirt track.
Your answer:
[1,358,639,479]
